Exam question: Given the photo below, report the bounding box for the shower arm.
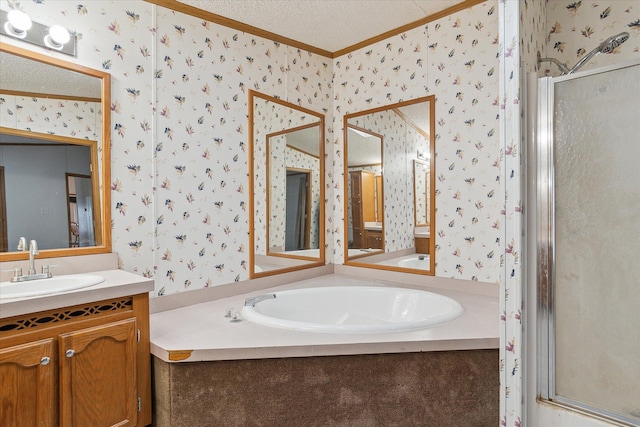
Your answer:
[537,51,570,75]
[565,49,599,75]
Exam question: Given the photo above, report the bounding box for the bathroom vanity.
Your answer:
[0,269,154,427]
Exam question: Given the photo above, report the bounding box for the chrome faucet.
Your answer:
[10,238,53,282]
[28,239,39,275]
[244,293,276,307]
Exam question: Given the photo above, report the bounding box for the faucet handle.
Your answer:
[41,265,56,277]
[3,267,23,280]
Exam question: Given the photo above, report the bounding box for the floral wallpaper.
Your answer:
[0,0,333,295]
[3,1,636,425]
[332,1,502,282]
[0,95,101,140]
[544,0,640,76]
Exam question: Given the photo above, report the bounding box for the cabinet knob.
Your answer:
[65,349,75,358]
[40,356,51,366]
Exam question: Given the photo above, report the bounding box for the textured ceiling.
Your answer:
[0,51,101,98]
[177,0,467,53]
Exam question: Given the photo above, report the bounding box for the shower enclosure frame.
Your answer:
[536,58,640,426]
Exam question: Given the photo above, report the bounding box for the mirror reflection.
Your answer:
[268,124,321,253]
[250,90,325,276]
[344,96,435,275]
[346,126,384,256]
[414,159,430,226]
[0,130,99,251]
[0,45,111,260]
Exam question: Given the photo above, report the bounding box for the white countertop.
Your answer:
[150,274,499,363]
[0,269,154,319]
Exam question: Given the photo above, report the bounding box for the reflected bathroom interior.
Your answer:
[344,96,435,274]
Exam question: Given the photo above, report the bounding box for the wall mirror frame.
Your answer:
[343,95,435,276]
[0,43,111,261]
[248,90,325,278]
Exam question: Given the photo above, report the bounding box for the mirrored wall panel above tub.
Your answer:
[344,96,435,275]
[249,90,325,277]
[0,44,111,260]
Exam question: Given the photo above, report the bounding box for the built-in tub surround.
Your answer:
[150,273,498,426]
[154,350,498,427]
[150,274,497,362]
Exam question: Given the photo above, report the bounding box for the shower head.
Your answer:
[566,32,630,74]
[599,32,630,54]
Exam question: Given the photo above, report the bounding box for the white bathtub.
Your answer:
[376,254,430,270]
[241,285,464,333]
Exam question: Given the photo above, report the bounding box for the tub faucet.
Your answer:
[244,293,276,307]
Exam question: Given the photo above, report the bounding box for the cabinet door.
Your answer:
[59,318,137,427]
[0,338,56,427]
[364,231,383,249]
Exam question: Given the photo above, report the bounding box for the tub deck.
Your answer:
[150,274,498,362]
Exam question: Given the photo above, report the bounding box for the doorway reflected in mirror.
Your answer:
[249,90,325,277]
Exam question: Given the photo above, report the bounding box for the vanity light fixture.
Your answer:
[0,9,76,56]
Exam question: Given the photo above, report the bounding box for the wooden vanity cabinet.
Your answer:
[350,170,376,248]
[0,338,56,426]
[0,293,151,427]
[415,237,430,254]
[364,229,383,249]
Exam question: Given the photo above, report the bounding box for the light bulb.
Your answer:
[44,25,71,50]
[5,10,32,38]
[48,25,70,45]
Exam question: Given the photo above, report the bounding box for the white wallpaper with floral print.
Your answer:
[544,0,640,76]
[0,95,101,141]
[1,0,333,295]
[333,1,502,282]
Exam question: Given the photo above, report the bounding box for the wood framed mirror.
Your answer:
[0,44,111,261]
[343,95,435,275]
[248,90,325,277]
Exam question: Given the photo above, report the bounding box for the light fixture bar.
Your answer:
[0,9,76,56]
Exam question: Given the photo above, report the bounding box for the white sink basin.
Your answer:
[0,274,106,299]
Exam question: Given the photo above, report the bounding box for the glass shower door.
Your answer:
[537,60,640,425]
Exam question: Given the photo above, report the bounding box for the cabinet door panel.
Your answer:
[59,318,137,427]
[0,339,56,427]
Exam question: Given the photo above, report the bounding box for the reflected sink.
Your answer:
[0,274,106,299]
